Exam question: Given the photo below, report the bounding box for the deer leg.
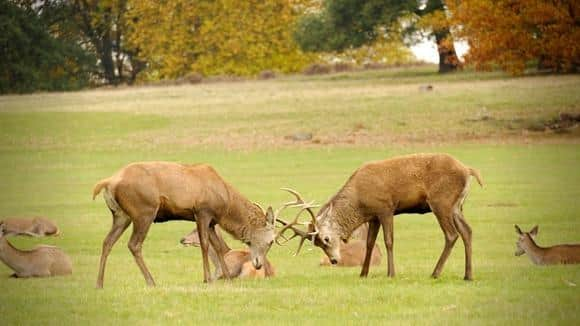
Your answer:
[360,219,380,278]
[196,213,214,283]
[127,218,155,287]
[96,211,131,289]
[453,211,473,281]
[430,205,459,279]
[208,226,232,280]
[378,213,395,277]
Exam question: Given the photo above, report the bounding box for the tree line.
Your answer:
[1,0,578,94]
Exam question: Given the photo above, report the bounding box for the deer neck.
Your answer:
[327,195,364,241]
[523,238,548,265]
[0,237,28,272]
[219,190,264,244]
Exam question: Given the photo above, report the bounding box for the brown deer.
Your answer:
[0,222,72,277]
[0,217,60,237]
[180,226,275,280]
[319,223,382,267]
[92,161,279,287]
[278,153,483,280]
[515,225,580,265]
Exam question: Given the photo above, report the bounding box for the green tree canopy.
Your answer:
[294,0,460,72]
[0,0,95,93]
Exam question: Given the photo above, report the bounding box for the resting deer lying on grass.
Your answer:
[93,162,278,287]
[0,217,59,237]
[0,222,72,277]
[277,153,483,280]
[319,223,382,267]
[181,226,275,280]
[515,225,580,265]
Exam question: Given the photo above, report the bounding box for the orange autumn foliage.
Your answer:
[449,0,580,74]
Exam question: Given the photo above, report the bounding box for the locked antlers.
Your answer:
[274,188,319,255]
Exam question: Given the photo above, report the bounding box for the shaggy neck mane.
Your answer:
[319,175,364,240]
[218,185,265,243]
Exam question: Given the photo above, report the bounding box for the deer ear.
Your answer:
[265,206,275,225]
[515,225,523,235]
[530,225,538,236]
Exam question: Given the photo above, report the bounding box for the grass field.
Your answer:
[0,67,579,325]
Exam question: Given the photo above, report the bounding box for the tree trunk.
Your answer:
[434,29,459,73]
[100,33,117,85]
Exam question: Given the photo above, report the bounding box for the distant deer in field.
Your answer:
[319,223,382,267]
[181,226,275,280]
[0,222,72,277]
[0,217,59,237]
[515,225,580,265]
[277,153,483,280]
[92,162,279,287]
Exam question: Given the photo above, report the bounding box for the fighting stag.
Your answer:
[92,162,277,287]
[277,153,483,280]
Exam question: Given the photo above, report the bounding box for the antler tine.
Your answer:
[280,187,306,203]
[274,187,305,217]
[280,187,319,224]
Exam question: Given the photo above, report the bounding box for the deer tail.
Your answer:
[468,168,484,187]
[92,178,110,200]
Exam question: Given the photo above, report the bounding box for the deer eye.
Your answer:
[324,236,331,244]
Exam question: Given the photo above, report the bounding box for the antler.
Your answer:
[279,188,318,225]
[274,188,319,255]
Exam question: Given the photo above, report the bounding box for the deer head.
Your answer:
[180,229,201,247]
[312,203,342,265]
[515,224,538,256]
[242,206,276,270]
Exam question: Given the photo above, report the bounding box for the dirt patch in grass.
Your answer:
[487,202,519,208]
[126,127,580,151]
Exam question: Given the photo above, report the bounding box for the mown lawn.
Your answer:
[0,67,579,325]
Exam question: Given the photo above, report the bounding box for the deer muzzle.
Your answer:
[252,257,263,270]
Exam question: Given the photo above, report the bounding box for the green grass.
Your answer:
[0,67,579,325]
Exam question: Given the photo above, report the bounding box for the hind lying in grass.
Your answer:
[0,222,72,278]
[0,217,59,237]
[181,226,275,280]
[515,225,580,265]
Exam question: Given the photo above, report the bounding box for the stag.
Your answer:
[92,162,277,287]
[278,153,483,280]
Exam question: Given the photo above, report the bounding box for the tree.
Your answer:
[294,0,461,73]
[69,0,143,85]
[12,0,143,86]
[0,0,95,93]
[126,0,313,80]
[448,0,580,74]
